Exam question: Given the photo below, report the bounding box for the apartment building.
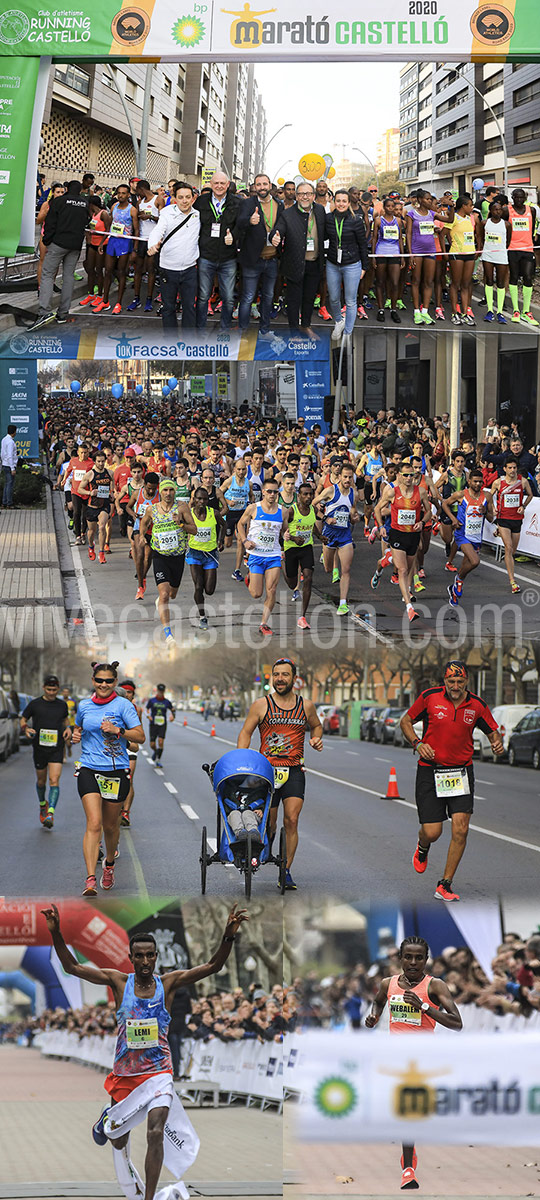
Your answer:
[376,127,400,175]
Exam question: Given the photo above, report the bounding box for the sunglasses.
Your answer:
[94,677,116,685]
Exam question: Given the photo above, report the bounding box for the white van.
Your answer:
[473,704,536,762]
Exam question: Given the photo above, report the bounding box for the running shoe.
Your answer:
[27,312,55,331]
[451,313,461,326]
[231,569,244,582]
[98,551,106,564]
[368,527,379,543]
[112,303,122,315]
[390,572,399,584]
[432,521,441,535]
[434,878,460,902]
[447,583,458,607]
[127,298,141,311]
[120,811,130,827]
[90,295,103,307]
[259,623,273,637]
[381,549,393,568]
[244,573,251,589]
[88,546,96,561]
[384,298,391,309]
[319,551,324,564]
[418,568,426,579]
[39,802,48,825]
[400,1167,419,1190]
[92,300,111,313]
[377,309,385,323]
[413,310,423,325]
[291,588,301,602]
[164,629,175,645]
[435,306,445,320]
[104,543,111,553]
[463,313,475,325]
[412,842,429,873]
[413,574,425,592]
[444,562,457,572]
[42,811,54,830]
[370,571,381,590]
[421,309,434,324]
[511,581,521,594]
[144,299,153,313]
[332,567,340,584]
[68,518,74,529]
[79,294,95,307]
[483,311,495,322]
[390,310,401,324]
[92,1107,109,1146]
[407,604,419,623]
[497,313,507,324]
[511,310,521,323]
[454,577,463,596]
[135,586,145,599]
[82,875,97,897]
[522,311,539,326]
[101,862,115,890]
[284,869,297,890]
[357,305,368,320]
[364,299,373,310]
[319,306,332,321]
[364,525,371,538]
[199,615,209,630]
[396,299,406,310]
[331,319,345,341]
[337,601,349,615]
[297,616,310,630]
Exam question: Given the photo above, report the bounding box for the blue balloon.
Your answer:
[168,377,178,390]
[70,380,81,394]
[111,383,123,400]
[162,385,170,397]
[135,384,143,395]
[472,177,484,191]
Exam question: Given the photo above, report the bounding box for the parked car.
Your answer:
[507,709,540,768]
[0,687,13,761]
[374,707,407,744]
[322,707,348,736]
[360,706,385,741]
[316,705,334,725]
[473,704,535,762]
[6,695,20,754]
[393,717,423,748]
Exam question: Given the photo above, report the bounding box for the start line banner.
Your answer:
[0,0,536,62]
[292,1031,540,1145]
[0,326,332,362]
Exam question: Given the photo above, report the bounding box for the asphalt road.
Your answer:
[53,488,540,651]
[2,714,539,901]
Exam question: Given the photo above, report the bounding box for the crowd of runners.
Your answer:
[29,171,539,333]
[44,392,540,637]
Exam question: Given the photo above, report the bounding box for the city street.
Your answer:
[2,713,539,901]
[0,1045,281,1199]
[51,486,540,650]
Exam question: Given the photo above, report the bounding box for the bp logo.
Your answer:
[0,9,30,45]
[470,5,515,43]
[314,1077,357,1118]
[111,9,151,45]
[171,15,206,45]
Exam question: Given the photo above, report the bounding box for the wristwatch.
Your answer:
[421,1001,430,1012]
[117,726,126,738]
[223,934,236,943]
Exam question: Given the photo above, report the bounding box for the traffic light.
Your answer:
[262,663,271,692]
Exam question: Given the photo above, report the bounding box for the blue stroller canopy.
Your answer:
[212,748,275,794]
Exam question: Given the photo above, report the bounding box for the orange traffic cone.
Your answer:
[210,723,216,737]
[183,717,188,727]
[381,766,405,800]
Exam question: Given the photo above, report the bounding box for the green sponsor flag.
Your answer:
[0,57,40,256]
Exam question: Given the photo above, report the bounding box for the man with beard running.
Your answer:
[237,658,323,889]
[41,902,247,1200]
[21,675,71,829]
[400,661,503,901]
[365,935,462,1190]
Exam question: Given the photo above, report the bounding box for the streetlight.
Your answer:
[458,66,508,196]
[273,158,292,182]
[351,145,380,192]
[262,123,292,170]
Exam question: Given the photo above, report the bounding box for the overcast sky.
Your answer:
[255,61,402,180]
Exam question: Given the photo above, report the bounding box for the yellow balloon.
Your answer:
[277,177,285,185]
[298,153,326,182]
[328,167,336,179]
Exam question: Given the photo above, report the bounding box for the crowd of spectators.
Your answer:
[295,929,540,1028]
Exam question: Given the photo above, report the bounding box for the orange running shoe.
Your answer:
[412,842,429,873]
[88,546,96,561]
[400,1167,419,1189]
[434,878,460,902]
[98,551,106,564]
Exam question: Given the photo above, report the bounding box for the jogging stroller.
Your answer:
[200,749,287,897]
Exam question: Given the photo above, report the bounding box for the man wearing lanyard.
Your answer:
[194,172,239,330]
[271,182,326,335]
[236,173,281,337]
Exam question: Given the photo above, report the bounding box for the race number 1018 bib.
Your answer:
[434,767,469,799]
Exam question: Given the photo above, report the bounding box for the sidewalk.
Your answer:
[0,1047,281,1198]
[0,484,67,650]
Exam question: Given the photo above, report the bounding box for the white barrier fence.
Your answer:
[483,498,540,561]
[33,1030,283,1102]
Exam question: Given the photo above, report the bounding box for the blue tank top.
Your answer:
[224,476,250,510]
[247,466,264,502]
[113,973,172,1077]
[456,489,486,544]
[365,452,383,477]
[111,201,133,236]
[323,483,354,535]
[375,216,401,256]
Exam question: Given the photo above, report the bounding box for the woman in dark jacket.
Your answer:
[325,190,369,340]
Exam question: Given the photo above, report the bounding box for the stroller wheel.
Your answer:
[244,831,253,901]
[278,827,287,895]
[200,825,208,894]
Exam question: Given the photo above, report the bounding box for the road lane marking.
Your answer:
[181,804,199,820]
[164,781,178,794]
[122,832,149,902]
[375,756,391,763]
[345,751,358,756]
[476,779,495,785]
[181,725,540,855]
[207,837,217,852]
[70,541,99,641]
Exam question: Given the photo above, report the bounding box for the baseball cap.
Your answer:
[124,447,136,457]
[338,436,348,444]
[444,661,468,680]
[273,657,297,675]
[388,190,400,199]
[156,683,166,691]
[43,674,59,686]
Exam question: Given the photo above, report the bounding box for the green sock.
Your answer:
[484,284,493,312]
[497,288,505,313]
[509,284,519,311]
[523,285,533,313]
[48,785,60,811]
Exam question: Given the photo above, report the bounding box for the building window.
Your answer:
[436,88,467,117]
[163,76,172,94]
[514,79,540,108]
[483,70,503,93]
[173,138,180,153]
[484,134,503,154]
[483,101,504,120]
[515,119,540,144]
[54,65,90,96]
[436,115,469,141]
[435,143,468,165]
[160,114,169,132]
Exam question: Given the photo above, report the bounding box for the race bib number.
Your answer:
[419,222,434,236]
[383,226,399,240]
[95,774,121,800]
[111,221,124,236]
[196,526,212,543]
[504,493,520,508]
[274,766,290,789]
[389,995,422,1026]
[88,219,97,230]
[126,1018,159,1048]
[512,217,529,231]
[39,728,58,747]
[156,528,179,553]
[334,509,349,527]
[140,208,152,219]
[486,232,503,246]
[434,768,470,799]
[258,529,276,548]
[397,509,416,527]
[154,714,165,726]
[97,484,110,499]
[74,469,85,482]
[296,528,311,544]
[464,514,483,540]
[462,230,474,247]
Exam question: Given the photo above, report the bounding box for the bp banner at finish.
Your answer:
[0,358,39,457]
[0,0,537,61]
[293,1031,540,1145]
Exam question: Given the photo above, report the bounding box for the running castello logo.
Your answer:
[0,10,30,45]
[470,5,515,44]
[111,8,151,45]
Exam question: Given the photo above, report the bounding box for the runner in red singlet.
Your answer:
[491,457,533,594]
